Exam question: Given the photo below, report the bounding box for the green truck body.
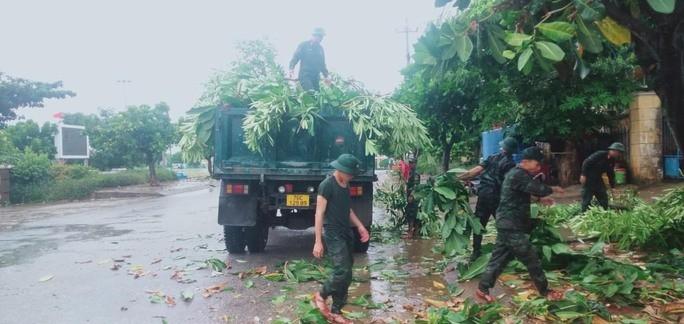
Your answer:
[213,107,375,253]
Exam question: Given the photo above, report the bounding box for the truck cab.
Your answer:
[213,107,374,254]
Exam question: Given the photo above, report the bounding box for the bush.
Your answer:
[9,167,177,204]
[10,150,51,184]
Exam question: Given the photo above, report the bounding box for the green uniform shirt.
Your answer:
[496,167,553,233]
[318,175,351,229]
[581,150,616,188]
[289,41,329,78]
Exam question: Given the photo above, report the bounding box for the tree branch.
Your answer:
[604,2,660,62]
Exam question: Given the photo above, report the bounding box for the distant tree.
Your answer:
[0,73,75,126]
[90,103,175,185]
[4,120,58,159]
[0,129,19,164]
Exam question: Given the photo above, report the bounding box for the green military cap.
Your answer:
[500,137,519,153]
[331,154,361,175]
[608,142,625,152]
[312,27,326,36]
[521,147,544,162]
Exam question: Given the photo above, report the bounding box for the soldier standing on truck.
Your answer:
[579,142,625,212]
[289,27,330,91]
[312,154,370,324]
[476,147,565,303]
[458,137,518,261]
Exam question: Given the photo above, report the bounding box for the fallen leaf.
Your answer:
[75,260,92,264]
[403,304,414,312]
[203,283,228,298]
[149,293,164,304]
[235,259,247,263]
[110,264,121,271]
[165,295,176,307]
[39,275,54,282]
[499,274,518,282]
[220,315,230,323]
[151,258,162,265]
[662,302,684,314]
[432,281,446,289]
[170,248,182,252]
[120,306,128,311]
[424,298,447,308]
[254,265,268,275]
[181,290,194,302]
[244,279,254,288]
[591,316,610,324]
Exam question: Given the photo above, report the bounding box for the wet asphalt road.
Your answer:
[0,180,498,324]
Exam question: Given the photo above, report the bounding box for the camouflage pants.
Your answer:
[299,73,320,91]
[320,227,354,313]
[478,231,549,295]
[581,184,609,212]
[472,195,499,253]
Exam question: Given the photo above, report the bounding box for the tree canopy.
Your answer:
[3,120,57,159]
[0,73,75,127]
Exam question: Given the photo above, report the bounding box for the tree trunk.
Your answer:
[558,140,579,187]
[147,154,159,186]
[653,36,684,154]
[441,133,458,173]
[206,157,213,176]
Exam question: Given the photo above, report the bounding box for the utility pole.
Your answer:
[116,79,132,108]
[396,18,418,67]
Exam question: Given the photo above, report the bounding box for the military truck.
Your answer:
[213,106,375,254]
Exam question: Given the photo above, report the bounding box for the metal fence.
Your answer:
[663,117,679,155]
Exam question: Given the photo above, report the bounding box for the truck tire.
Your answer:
[353,226,371,253]
[245,219,269,253]
[224,226,246,254]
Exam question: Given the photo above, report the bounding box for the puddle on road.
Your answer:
[0,223,131,267]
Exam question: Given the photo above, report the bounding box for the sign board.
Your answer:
[55,124,89,159]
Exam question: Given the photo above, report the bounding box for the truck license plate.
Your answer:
[286,194,309,207]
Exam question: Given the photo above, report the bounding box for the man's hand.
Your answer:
[357,226,370,243]
[579,175,586,185]
[312,241,324,259]
[539,197,555,206]
[551,186,565,194]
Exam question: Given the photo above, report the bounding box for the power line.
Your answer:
[396,18,418,67]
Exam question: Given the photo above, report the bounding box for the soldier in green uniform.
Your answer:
[405,154,420,238]
[312,154,369,323]
[476,147,565,303]
[459,137,518,261]
[580,142,625,212]
[289,27,330,92]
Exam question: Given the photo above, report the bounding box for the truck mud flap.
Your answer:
[218,196,257,226]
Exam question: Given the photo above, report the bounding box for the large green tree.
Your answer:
[0,73,75,126]
[90,103,175,185]
[4,120,58,159]
[423,0,684,153]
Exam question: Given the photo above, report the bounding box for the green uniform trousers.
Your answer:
[320,226,354,313]
[472,195,499,254]
[581,183,609,212]
[478,231,549,295]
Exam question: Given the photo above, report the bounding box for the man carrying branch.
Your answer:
[312,154,370,323]
[477,147,565,302]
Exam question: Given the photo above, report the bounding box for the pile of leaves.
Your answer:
[374,176,408,230]
[570,186,684,250]
[417,298,503,324]
[413,170,482,255]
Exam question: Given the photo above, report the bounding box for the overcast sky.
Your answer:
[1,0,449,124]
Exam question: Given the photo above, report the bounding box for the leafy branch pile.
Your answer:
[414,171,482,255]
[374,180,407,230]
[567,186,684,250]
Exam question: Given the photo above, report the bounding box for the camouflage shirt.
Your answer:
[289,41,329,78]
[477,151,515,199]
[495,167,553,233]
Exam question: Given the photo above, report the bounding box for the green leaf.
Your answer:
[502,50,516,60]
[181,290,194,302]
[537,21,576,42]
[535,41,565,62]
[434,186,456,200]
[459,253,491,281]
[244,279,254,288]
[454,34,474,62]
[517,47,533,71]
[605,284,619,297]
[505,32,532,47]
[574,0,605,22]
[551,243,572,254]
[542,245,552,262]
[272,294,287,305]
[487,30,507,64]
[555,311,586,320]
[646,0,675,13]
[577,17,603,54]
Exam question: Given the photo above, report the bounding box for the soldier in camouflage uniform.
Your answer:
[580,142,625,212]
[459,137,518,261]
[289,27,330,92]
[312,154,369,324]
[476,147,565,303]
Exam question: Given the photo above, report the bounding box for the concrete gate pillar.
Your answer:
[629,91,663,184]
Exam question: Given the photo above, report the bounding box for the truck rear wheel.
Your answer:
[246,214,269,253]
[224,226,246,254]
[353,226,371,253]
